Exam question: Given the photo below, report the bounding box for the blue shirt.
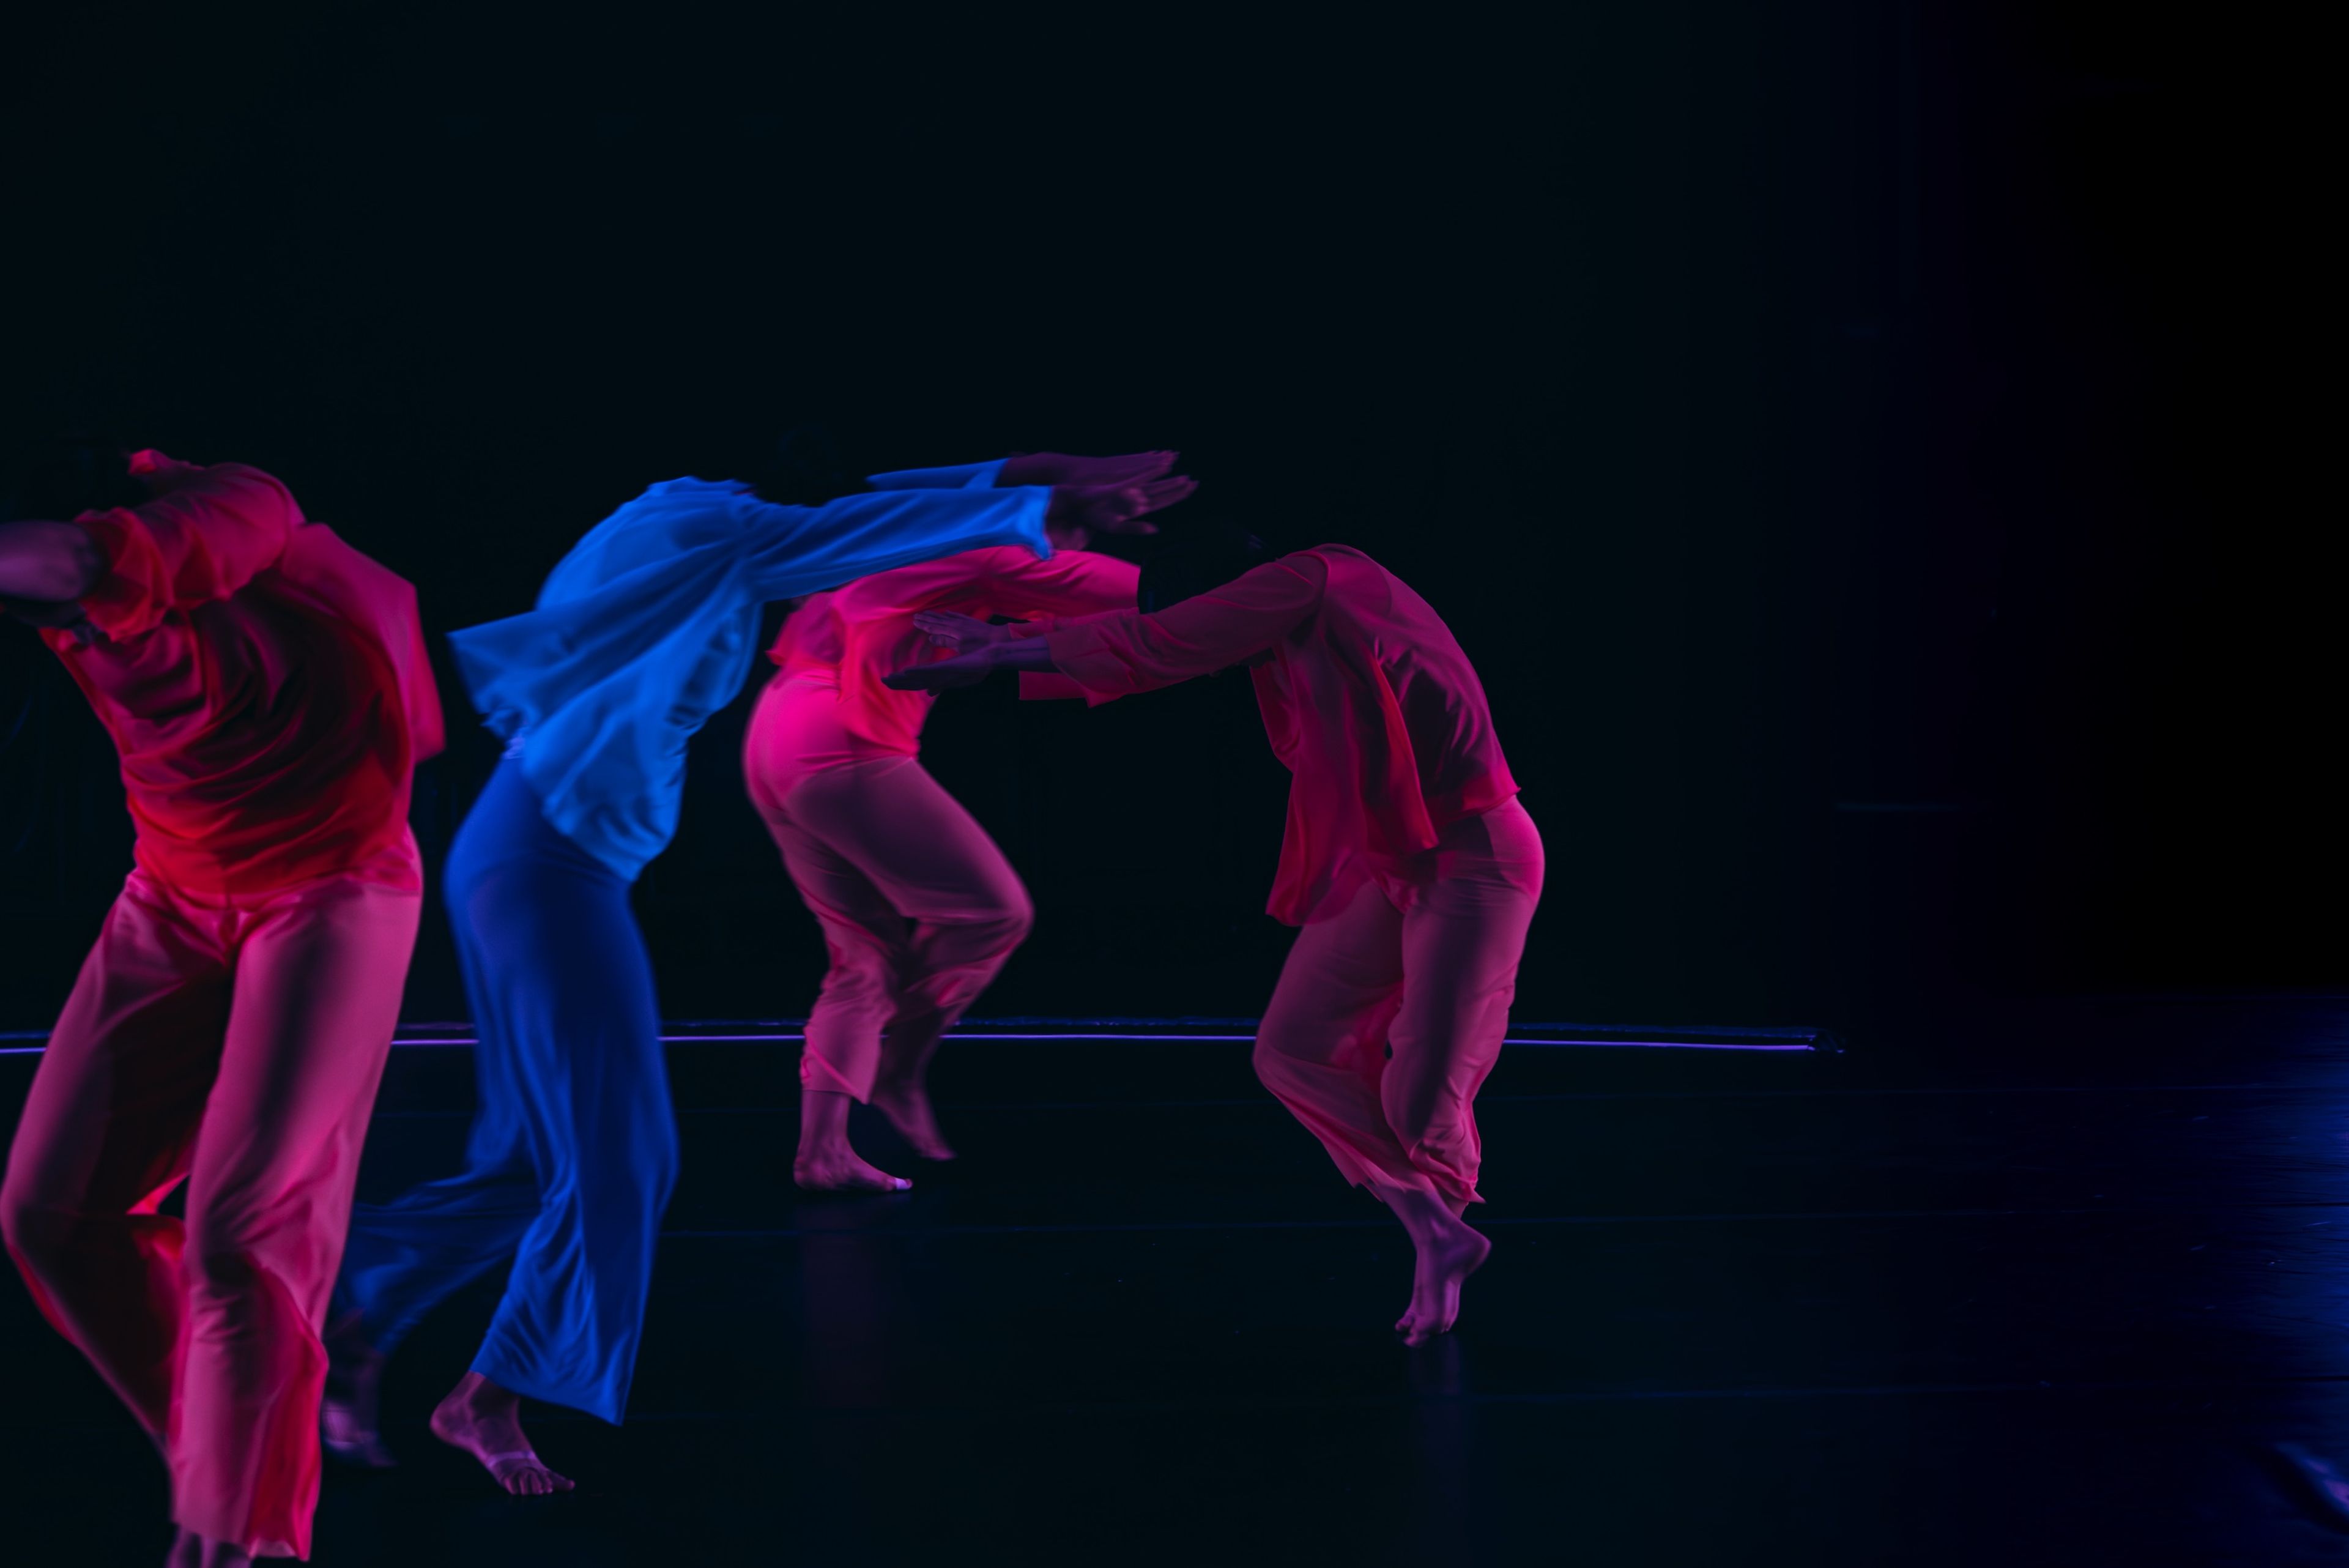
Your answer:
[450,461,1045,879]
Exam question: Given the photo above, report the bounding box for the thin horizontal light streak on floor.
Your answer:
[2,1030,1824,1054]
[386,1031,1820,1051]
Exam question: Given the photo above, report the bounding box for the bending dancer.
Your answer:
[0,447,443,1566]
[325,450,1190,1494]
[748,541,1139,1192]
[890,527,1539,1345]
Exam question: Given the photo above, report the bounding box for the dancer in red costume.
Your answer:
[0,446,441,1564]
[889,529,1540,1344]
[746,511,1138,1192]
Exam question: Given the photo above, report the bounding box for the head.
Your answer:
[4,433,143,522]
[1136,519,1275,614]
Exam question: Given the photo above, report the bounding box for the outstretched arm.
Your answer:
[866,451,1195,551]
[0,521,105,603]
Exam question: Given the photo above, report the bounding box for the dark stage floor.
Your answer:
[9,999,2349,1566]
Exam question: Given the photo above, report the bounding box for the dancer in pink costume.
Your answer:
[0,447,442,1564]
[889,530,1540,1343]
[749,477,1141,1192]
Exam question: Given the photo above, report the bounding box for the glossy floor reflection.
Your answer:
[9,998,2349,1564]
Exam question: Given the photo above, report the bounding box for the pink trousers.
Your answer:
[746,678,1033,1102]
[1253,798,1544,1211]
[1,863,419,1560]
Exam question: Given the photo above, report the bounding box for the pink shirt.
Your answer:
[40,451,444,896]
[1034,546,1518,925]
[760,545,1139,759]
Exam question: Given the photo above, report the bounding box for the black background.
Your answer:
[1,2,2331,1044]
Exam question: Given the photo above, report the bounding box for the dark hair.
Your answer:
[4,433,143,522]
[1137,520,1276,614]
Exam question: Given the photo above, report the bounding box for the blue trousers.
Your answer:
[338,759,678,1422]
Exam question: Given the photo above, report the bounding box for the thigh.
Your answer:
[1388,811,1546,1101]
[1258,877,1408,1069]
[4,880,229,1218]
[788,759,1026,928]
[762,781,911,959]
[189,879,422,1230]
[457,845,674,1184]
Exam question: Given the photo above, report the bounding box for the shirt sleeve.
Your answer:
[738,482,1052,601]
[74,457,301,640]
[1044,554,1329,702]
[864,460,1006,491]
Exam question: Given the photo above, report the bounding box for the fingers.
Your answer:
[1086,472,1197,535]
[1137,474,1197,511]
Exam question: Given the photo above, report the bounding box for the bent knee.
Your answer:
[992,889,1036,948]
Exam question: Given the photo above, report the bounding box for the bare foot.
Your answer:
[793,1146,913,1192]
[321,1312,396,1468]
[429,1372,574,1496]
[871,1079,956,1162]
[1380,1187,1492,1347]
[796,1089,913,1191]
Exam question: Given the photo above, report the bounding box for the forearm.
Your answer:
[0,521,105,602]
[986,638,1058,674]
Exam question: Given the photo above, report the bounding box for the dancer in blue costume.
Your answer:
[322,451,1192,1494]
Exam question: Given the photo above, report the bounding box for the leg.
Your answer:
[755,782,920,1191]
[786,757,1034,1164]
[1381,800,1546,1342]
[171,874,420,1559]
[1252,879,1412,1194]
[437,767,677,1489]
[1,880,226,1449]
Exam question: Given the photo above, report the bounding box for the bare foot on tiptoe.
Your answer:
[793,1144,913,1192]
[321,1312,396,1468]
[1389,1200,1492,1347]
[872,1078,956,1162]
[429,1372,574,1496]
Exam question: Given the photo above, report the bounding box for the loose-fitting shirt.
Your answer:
[41,451,443,896]
[450,460,1051,879]
[762,544,1139,760]
[1034,546,1517,925]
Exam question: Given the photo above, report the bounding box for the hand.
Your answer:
[1000,450,1178,489]
[910,609,1012,656]
[884,647,998,692]
[1044,475,1197,549]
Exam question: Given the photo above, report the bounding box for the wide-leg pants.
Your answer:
[2,860,420,1559]
[1252,798,1544,1211]
[745,676,1032,1102]
[336,759,677,1424]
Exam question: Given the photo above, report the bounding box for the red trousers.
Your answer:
[1253,798,1543,1209]
[746,675,1032,1101]
[1,860,419,1559]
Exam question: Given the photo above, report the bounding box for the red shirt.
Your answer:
[762,544,1139,757]
[40,451,444,896]
[1036,546,1518,925]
